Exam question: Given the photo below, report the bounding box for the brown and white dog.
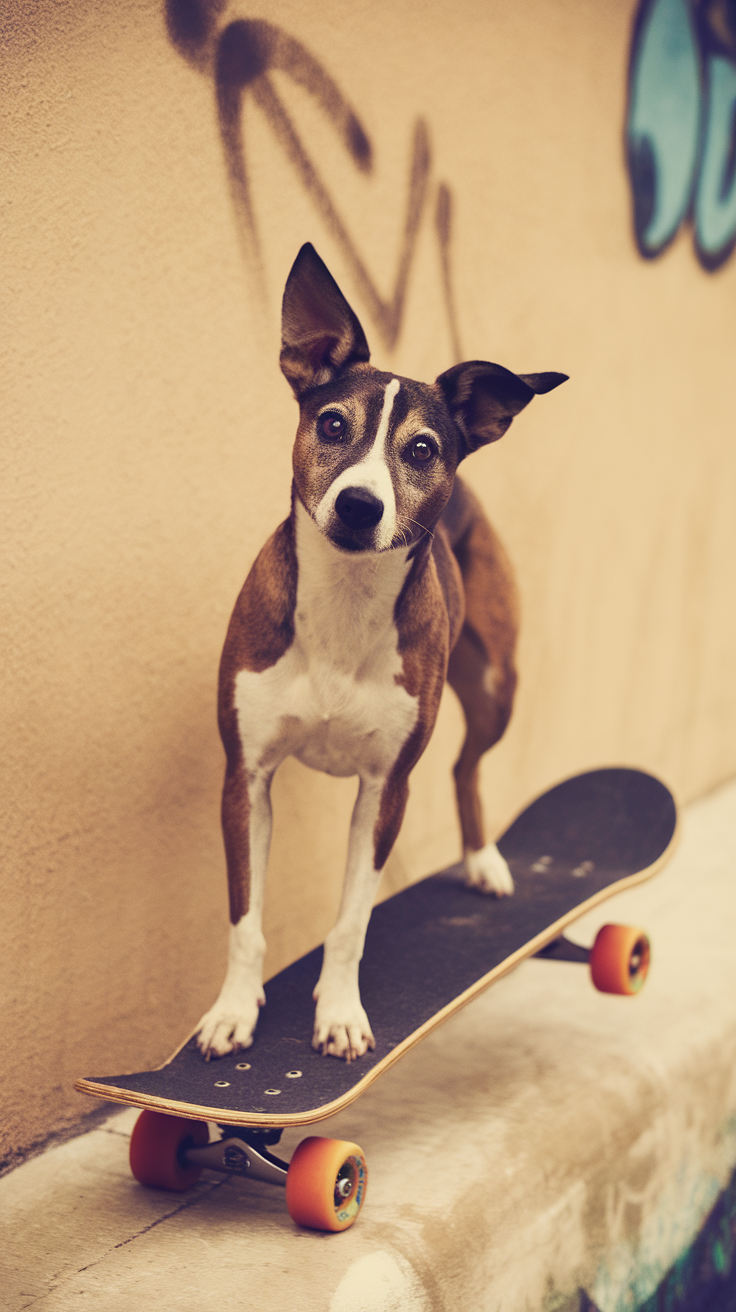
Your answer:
[196,243,566,1061]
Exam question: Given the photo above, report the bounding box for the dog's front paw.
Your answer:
[464,842,514,896]
[312,983,375,1062]
[195,987,265,1060]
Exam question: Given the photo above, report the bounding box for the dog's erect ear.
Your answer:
[436,361,568,457]
[280,244,370,397]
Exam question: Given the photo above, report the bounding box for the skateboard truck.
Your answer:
[536,926,651,993]
[535,935,591,963]
[183,1128,288,1187]
[127,1109,369,1231]
[183,1128,358,1205]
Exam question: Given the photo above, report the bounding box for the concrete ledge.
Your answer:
[3,779,735,1311]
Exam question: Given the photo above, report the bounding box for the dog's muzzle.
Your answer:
[334,487,384,531]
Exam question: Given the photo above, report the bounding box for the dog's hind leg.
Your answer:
[444,484,518,894]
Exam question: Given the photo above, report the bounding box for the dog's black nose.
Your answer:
[334,487,384,530]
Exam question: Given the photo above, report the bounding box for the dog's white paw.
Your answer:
[195,986,265,1059]
[312,981,375,1061]
[464,842,514,896]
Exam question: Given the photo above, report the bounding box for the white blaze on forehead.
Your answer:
[316,378,400,550]
[373,377,400,448]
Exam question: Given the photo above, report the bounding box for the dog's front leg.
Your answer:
[196,761,272,1058]
[313,772,404,1061]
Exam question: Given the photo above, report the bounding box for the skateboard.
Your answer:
[75,766,677,1231]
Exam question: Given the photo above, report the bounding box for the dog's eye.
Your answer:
[408,436,436,463]
[319,412,347,441]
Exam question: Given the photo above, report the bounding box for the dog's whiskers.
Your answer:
[397,514,433,544]
[405,514,426,534]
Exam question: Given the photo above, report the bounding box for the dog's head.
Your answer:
[281,244,567,553]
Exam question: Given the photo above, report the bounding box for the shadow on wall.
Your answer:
[165,0,463,359]
[627,0,736,269]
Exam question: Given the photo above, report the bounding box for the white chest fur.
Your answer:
[233,502,419,780]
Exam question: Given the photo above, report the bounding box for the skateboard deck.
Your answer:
[76,767,677,1129]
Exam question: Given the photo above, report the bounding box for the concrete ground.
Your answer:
[3,778,735,1312]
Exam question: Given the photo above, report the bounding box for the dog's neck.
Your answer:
[291,495,413,672]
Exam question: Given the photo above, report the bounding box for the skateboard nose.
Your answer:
[335,487,384,531]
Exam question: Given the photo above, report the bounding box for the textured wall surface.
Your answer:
[2,0,735,1162]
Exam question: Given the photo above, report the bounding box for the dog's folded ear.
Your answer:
[280,244,371,397]
[436,361,568,457]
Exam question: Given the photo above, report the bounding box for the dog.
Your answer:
[196,243,567,1061]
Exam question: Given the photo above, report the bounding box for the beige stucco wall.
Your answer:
[2,0,735,1164]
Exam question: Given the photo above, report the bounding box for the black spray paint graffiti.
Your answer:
[166,0,463,358]
[627,0,736,270]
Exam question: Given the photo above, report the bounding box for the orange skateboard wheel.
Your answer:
[129,1109,209,1191]
[285,1136,368,1231]
[590,924,651,995]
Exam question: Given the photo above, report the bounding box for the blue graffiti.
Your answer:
[627,0,701,252]
[627,0,736,269]
[696,54,736,259]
